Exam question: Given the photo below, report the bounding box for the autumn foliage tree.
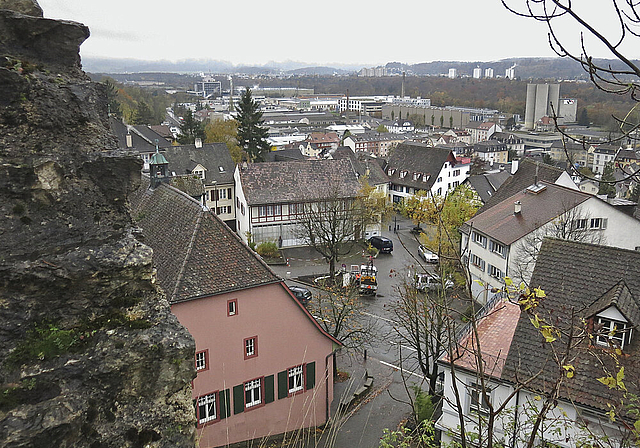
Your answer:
[205,118,242,164]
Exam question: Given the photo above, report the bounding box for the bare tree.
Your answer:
[296,193,357,279]
[502,0,640,187]
[510,204,605,285]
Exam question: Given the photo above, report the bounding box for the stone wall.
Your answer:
[0,2,196,447]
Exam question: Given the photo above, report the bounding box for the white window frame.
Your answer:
[288,365,304,394]
[573,218,587,230]
[245,337,256,358]
[198,392,217,424]
[489,240,506,257]
[488,264,504,280]
[195,351,207,371]
[473,232,487,248]
[470,253,485,272]
[590,217,608,230]
[469,382,491,416]
[245,379,262,408]
[596,317,631,349]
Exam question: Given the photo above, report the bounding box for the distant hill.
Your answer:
[390,58,639,80]
[83,56,638,82]
[82,57,360,75]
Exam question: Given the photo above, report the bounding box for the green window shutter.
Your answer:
[233,384,244,414]
[219,389,231,419]
[277,370,288,399]
[264,375,275,404]
[305,362,316,390]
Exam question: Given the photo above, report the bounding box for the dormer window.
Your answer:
[193,170,205,180]
[399,170,408,179]
[219,166,225,172]
[423,174,430,182]
[595,307,632,350]
[388,168,396,176]
[413,172,421,181]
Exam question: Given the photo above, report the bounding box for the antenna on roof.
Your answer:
[535,161,539,186]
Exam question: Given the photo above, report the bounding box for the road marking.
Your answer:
[379,360,427,380]
[361,311,394,323]
[395,343,418,352]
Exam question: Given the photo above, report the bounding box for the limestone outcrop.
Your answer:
[0,3,196,447]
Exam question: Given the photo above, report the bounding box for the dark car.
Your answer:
[289,285,312,305]
[368,235,393,254]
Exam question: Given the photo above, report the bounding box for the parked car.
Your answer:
[288,285,312,305]
[368,235,393,254]
[414,273,454,291]
[418,245,439,263]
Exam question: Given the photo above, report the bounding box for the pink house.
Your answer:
[130,177,340,447]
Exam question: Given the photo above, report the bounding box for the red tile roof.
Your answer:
[444,299,521,378]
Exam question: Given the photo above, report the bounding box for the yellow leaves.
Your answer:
[504,276,513,287]
[534,395,542,401]
[606,409,616,422]
[597,367,626,391]
[541,326,557,343]
[562,365,575,378]
[634,419,640,434]
[530,314,541,329]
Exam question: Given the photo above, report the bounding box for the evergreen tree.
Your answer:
[177,110,205,144]
[236,88,270,162]
[598,161,617,198]
[578,108,589,126]
[102,78,121,118]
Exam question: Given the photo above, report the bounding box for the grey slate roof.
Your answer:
[477,158,565,213]
[109,118,171,154]
[465,170,511,203]
[264,148,308,162]
[386,143,456,191]
[332,147,389,186]
[502,238,640,413]
[239,159,360,206]
[129,177,280,303]
[162,143,235,185]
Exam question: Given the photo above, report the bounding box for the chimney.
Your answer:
[514,200,522,215]
[126,133,133,148]
[511,159,519,175]
[195,138,202,148]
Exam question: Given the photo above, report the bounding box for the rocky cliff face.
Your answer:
[0,2,196,447]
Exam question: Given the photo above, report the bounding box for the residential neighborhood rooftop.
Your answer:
[477,158,566,212]
[502,238,640,413]
[464,181,591,245]
[129,177,280,303]
[239,158,360,205]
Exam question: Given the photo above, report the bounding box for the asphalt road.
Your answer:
[270,216,439,447]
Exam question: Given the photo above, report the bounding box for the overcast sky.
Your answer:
[38,0,634,67]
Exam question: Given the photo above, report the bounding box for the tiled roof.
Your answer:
[477,158,565,213]
[162,143,235,185]
[445,299,521,379]
[386,142,455,190]
[332,147,389,186]
[464,181,591,245]
[502,238,640,413]
[473,140,507,153]
[584,281,640,327]
[239,159,360,206]
[465,170,511,203]
[129,177,280,303]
